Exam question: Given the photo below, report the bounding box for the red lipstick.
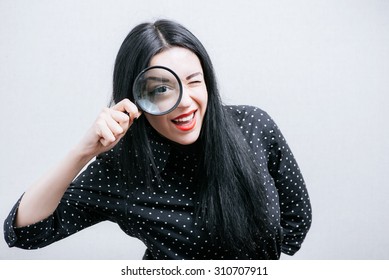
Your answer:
[171,110,197,131]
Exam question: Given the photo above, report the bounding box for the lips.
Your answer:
[171,110,197,131]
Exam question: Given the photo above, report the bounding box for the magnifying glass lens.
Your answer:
[133,66,182,115]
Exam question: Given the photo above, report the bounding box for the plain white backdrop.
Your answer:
[1,0,388,260]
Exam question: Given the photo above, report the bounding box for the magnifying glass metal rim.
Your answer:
[132,65,183,116]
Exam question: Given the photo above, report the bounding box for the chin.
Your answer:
[170,132,200,146]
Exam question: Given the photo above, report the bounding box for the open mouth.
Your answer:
[171,110,197,131]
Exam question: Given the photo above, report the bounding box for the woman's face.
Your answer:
[144,47,208,145]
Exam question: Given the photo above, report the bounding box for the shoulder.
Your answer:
[223,105,277,130]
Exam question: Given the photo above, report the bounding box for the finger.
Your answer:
[105,113,125,135]
[98,108,125,135]
[110,109,130,125]
[100,136,117,147]
[96,120,116,144]
[108,109,134,136]
[112,99,141,120]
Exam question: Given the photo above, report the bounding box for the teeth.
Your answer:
[173,113,194,123]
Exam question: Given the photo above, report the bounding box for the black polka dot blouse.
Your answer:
[4,105,312,259]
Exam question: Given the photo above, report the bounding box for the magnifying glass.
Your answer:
[133,66,183,115]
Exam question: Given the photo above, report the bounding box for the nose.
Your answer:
[178,86,192,108]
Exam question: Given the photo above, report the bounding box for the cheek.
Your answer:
[203,91,208,107]
[202,91,208,113]
[193,87,208,109]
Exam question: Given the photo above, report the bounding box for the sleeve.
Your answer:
[265,112,312,256]
[3,152,126,250]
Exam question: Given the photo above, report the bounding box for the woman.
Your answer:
[4,19,311,259]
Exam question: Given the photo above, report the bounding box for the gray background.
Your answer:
[1,0,388,260]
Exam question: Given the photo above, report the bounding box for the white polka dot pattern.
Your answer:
[3,105,311,259]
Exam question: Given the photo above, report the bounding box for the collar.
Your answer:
[145,120,201,173]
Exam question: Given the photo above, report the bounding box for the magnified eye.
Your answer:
[133,66,182,115]
[150,85,169,95]
[149,85,176,96]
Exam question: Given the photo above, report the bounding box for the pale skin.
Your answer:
[15,47,208,228]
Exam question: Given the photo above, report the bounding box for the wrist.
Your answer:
[67,146,96,167]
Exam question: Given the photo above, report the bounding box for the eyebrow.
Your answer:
[186,72,203,80]
[145,76,170,83]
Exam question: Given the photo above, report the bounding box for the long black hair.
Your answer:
[112,19,273,258]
